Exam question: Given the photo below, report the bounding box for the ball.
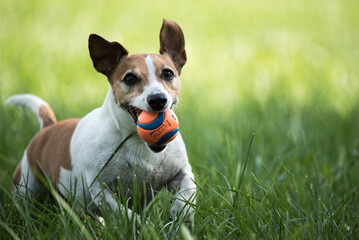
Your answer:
[136,109,179,146]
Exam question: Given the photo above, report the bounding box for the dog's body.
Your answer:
[8,19,196,218]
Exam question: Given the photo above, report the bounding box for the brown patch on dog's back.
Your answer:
[26,119,80,186]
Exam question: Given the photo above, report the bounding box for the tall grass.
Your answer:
[1,0,359,239]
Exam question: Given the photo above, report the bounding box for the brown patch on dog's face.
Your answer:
[151,54,181,98]
[109,54,148,108]
[108,53,181,114]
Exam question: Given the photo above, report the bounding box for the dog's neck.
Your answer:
[101,86,135,135]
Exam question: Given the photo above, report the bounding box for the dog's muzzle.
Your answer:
[147,93,167,112]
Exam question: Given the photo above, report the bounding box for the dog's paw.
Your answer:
[98,216,106,227]
[170,199,194,220]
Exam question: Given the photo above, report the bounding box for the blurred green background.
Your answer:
[1,0,359,238]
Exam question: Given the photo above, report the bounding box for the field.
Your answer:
[1,0,359,239]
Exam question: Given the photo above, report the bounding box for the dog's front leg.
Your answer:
[85,173,133,218]
[167,167,196,219]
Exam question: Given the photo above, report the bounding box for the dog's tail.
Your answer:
[6,94,57,129]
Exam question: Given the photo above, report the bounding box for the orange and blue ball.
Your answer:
[136,109,179,146]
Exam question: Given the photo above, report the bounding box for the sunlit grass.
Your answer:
[1,0,359,238]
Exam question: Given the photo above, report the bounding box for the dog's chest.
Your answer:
[112,147,179,193]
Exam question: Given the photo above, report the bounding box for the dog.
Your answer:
[7,19,196,219]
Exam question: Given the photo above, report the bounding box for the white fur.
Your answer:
[146,55,158,84]
[6,94,48,128]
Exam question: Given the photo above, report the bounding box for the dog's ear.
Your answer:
[88,34,128,77]
[159,19,186,74]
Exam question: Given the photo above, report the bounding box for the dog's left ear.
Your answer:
[159,19,186,74]
[88,34,128,77]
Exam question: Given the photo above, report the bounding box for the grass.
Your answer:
[1,0,359,239]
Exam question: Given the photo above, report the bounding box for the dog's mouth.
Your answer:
[125,101,176,153]
[126,106,142,124]
[125,100,177,124]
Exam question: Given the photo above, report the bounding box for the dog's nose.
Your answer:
[147,93,167,111]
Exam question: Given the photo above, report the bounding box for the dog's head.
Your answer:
[88,19,186,127]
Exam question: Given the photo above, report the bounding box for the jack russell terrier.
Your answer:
[7,19,196,219]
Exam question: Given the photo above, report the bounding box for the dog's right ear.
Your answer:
[88,34,128,77]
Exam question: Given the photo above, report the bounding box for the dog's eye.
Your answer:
[123,73,140,85]
[161,69,174,81]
